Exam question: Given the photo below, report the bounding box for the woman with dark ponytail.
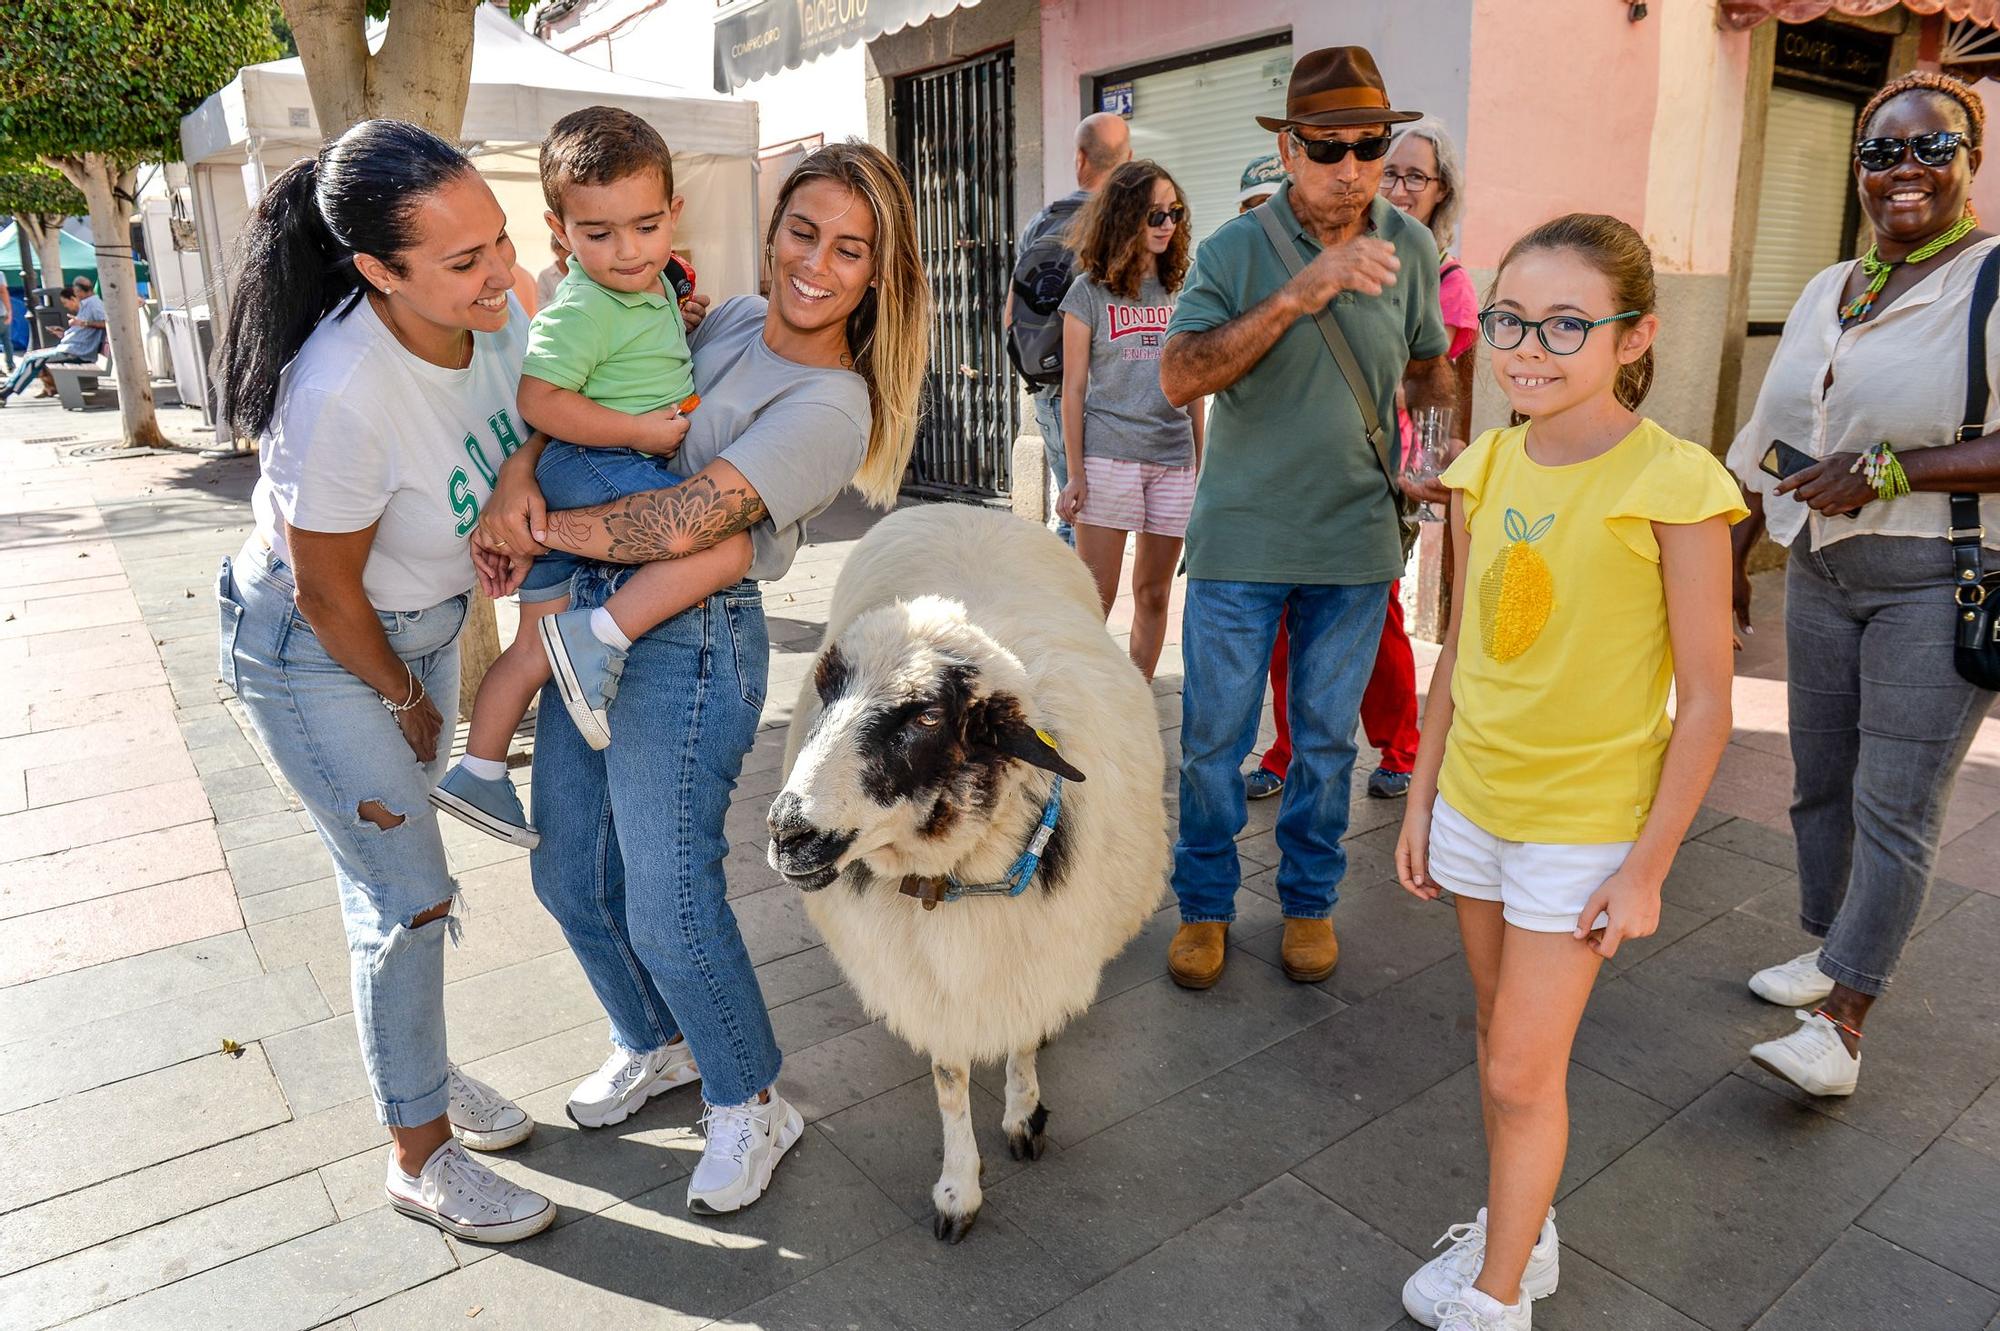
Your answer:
[214,119,554,1244]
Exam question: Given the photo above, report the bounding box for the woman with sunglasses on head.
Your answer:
[1055,160,1203,679]
[1726,72,2000,1099]
[1396,215,1742,1331]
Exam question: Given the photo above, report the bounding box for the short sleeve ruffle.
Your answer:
[1604,433,1750,562]
[1439,425,1516,517]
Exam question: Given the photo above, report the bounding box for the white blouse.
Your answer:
[1726,235,2000,553]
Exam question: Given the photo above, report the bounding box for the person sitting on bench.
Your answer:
[1,277,105,406]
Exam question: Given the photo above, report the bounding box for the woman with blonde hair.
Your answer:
[478,140,929,1214]
[1055,159,1204,679]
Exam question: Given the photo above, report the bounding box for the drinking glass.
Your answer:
[1404,406,1453,523]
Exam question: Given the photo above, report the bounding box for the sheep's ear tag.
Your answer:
[899,875,947,910]
[1034,728,1060,750]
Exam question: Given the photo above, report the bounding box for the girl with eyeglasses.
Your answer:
[1055,160,1204,680]
[1726,71,2000,1100]
[1394,215,1742,1331]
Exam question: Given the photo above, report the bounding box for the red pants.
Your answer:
[1260,582,1420,778]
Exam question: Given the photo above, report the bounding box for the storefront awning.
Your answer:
[1719,0,2000,30]
[713,0,979,92]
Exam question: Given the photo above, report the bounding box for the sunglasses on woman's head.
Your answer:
[1288,129,1394,166]
[1478,308,1640,356]
[1855,130,1966,173]
[1146,204,1187,228]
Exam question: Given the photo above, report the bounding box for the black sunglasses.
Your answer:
[1288,129,1394,166]
[1146,204,1187,228]
[1855,131,1967,173]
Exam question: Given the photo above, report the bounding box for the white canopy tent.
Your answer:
[178,6,762,329]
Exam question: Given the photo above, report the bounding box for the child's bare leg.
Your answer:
[597,532,755,644]
[465,597,563,762]
[1456,897,1507,1152]
[1475,925,1601,1306]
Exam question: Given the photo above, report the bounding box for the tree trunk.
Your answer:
[64,158,162,448]
[282,0,479,140]
[21,215,65,296]
[458,592,502,726]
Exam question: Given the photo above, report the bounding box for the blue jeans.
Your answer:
[1786,534,1996,994]
[528,562,780,1105]
[1173,577,1389,922]
[1033,392,1073,548]
[517,441,681,603]
[3,348,88,397]
[218,546,467,1127]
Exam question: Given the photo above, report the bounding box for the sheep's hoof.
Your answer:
[932,1206,978,1243]
[1006,1102,1050,1162]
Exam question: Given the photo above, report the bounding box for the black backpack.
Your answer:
[1006,194,1087,390]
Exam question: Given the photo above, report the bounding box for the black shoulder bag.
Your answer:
[1252,199,1419,558]
[1952,244,2000,690]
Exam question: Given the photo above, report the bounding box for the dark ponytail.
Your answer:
[214,119,473,439]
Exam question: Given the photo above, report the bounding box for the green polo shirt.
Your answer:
[520,257,697,415]
[1168,184,1448,584]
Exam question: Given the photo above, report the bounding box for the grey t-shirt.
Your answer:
[1057,272,1194,468]
[672,296,871,581]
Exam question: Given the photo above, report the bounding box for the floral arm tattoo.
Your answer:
[540,472,767,564]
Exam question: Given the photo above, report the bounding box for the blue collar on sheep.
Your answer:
[898,775,1065,911]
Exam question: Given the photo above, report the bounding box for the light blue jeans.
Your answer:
[528,562,781,1106]
[1173,577,1389,923]
[218,546,467,1127]
[1034,391,1073,548]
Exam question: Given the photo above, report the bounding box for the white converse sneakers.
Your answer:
[1403,1207,1559,1326]
[1436,1287,1533,1331]
[1749,1010,1860,1096]
[1749,949,1836,1007]
[686,1089,804,1215]
[447,1063,534,1150]
[384,1139,554,1244]
[566,1040,701,1128]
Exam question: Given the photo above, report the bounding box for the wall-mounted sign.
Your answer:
[1100,80,1134,118]
[1773,18,1891,94]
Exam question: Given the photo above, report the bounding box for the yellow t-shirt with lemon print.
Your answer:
[1438,420,1746,844]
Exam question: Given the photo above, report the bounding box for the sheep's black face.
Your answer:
[770,632,1084,890]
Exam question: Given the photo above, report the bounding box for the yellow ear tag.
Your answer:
[1035,728,1060,751]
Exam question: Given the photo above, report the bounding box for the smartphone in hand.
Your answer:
[1760,439,1859,518]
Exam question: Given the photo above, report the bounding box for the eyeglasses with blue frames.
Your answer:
[1478,307,1640,356]
[1855,131,1967,173]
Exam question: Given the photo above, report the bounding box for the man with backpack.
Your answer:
[1008,111,1131,545]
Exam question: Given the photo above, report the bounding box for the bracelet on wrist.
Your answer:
[379,665,425,716]
[1858,442,1910,502]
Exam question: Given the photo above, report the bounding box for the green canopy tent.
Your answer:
[0,220,148,290]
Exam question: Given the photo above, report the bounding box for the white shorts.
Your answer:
[1426,797,1629,934]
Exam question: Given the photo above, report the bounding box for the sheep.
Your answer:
[768,502,1167,1242]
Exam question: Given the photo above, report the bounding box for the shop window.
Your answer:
[1093,36,1292,246]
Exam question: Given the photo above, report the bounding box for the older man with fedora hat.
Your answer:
[1159,45,1459,990]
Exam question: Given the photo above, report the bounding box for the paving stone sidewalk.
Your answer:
[2,394,1997,1331]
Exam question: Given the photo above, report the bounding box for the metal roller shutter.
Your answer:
[1119,44,1294,245]
[1747,86,1858,325]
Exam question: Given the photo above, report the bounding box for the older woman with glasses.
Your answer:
[1244,116,1477,807]
[1727,71,2000,1099]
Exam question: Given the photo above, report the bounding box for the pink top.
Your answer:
[1439,259,1477,361]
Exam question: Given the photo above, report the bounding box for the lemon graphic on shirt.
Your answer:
[1479,508,1556,662]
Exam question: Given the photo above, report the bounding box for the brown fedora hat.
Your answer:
[1255,46,1423,132]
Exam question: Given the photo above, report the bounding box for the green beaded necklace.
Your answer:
[1840,212,1978,327]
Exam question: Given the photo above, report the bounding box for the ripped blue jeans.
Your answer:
[219,545,467,1127]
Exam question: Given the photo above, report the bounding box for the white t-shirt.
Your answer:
[251,295,531,609]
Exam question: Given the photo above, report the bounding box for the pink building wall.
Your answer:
[1036,0,1475,210]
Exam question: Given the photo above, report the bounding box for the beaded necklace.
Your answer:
[1839,212,1978,327]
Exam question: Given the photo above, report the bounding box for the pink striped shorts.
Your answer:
[1076,455,1197,538]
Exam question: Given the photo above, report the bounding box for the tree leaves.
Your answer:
[0,165,83,218]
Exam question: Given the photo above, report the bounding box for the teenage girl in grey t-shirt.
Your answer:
[1055,160,1205,681]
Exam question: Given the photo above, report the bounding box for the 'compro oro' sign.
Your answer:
[713,0,983,91]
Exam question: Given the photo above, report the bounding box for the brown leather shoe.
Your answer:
[1281,917,1339,983]
[1168,921,1229,990]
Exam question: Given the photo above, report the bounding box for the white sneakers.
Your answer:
[1750,1009,1861,1097]
[384,1139,555,1244]
[1437,1288,1533,1331]
[566,1040,702,1128]
[687,1089,804,1215]
[1749,949,1835,1007]
[447,1063,534,1150]
[1403,1207,1559,1326]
